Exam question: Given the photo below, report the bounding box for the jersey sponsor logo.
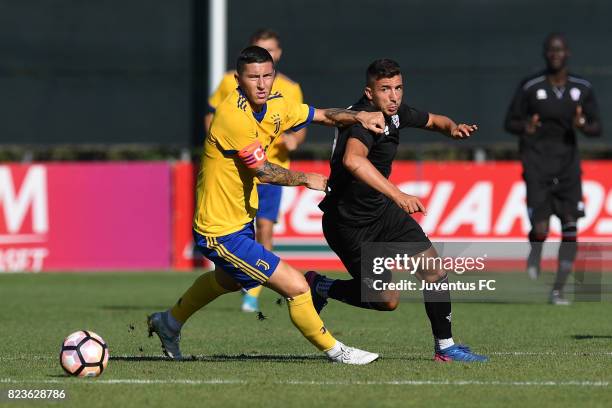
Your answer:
[391,114,400,128]
[256,259,270,270]
[570,87,581,101]
[536,89,547,100]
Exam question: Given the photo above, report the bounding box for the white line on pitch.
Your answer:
[0,378,608,387]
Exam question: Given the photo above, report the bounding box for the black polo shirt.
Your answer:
[504,71,601,180]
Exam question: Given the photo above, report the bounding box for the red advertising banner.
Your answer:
[273,161,612,270]
[0,163,172,272]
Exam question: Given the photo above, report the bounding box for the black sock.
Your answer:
[328,279,369,308]
[328,275,394,311]
[528,231,546,268]
[553,221,578,291]
[423,275,452,340]
[553,241,577,291]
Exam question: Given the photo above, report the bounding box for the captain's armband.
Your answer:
[237,140,267,169]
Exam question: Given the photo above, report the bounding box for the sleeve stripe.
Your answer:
[568,76,592,88]
[291,105,315,132]
[522,76,546,91]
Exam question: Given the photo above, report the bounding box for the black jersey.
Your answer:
[504,71,601,180]
[319,96,429,225]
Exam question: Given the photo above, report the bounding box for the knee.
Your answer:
[378,299,399,311]
[529,229,548,242]
[283,281,310,299]
[372,291,400,311]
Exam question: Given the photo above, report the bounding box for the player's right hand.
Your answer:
[356,111,386,134]
[305,173,328,191]
[525,114,541,135]
[392,192,427,215]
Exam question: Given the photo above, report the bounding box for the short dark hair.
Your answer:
[366,59,402,85]
[236,46,274,75]
[249,28,281,47]
[543,32,569,50]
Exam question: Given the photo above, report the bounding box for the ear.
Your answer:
[364,86,373,101]
[277,47,283,61]
[234,72,239,84]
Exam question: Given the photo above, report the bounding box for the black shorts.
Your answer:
[524,176,585,223]
[322,201,431,279]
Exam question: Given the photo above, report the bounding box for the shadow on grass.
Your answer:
[572,334,612,340]
[110,354,322,363]
[100,305,168,311]
[110,354,425,363]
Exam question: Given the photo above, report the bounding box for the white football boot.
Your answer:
[326,341,379,365]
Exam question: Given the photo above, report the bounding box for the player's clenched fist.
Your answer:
[450,124,478,139]
[305,173,328,191]
[356,111,386,134]
[392,192,427,215]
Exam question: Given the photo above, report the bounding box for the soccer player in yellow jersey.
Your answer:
[148,46,385,364]
[206,29,306,312]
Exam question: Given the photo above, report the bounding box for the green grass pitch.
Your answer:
[0,272,610,407]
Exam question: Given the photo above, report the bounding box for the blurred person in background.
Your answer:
[205,29,306,313]
[504,33,602,305]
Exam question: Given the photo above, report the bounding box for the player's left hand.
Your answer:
[356,111,386,134]
[280,133,298,151]
[573,105,587,129]
[450,124,478,139]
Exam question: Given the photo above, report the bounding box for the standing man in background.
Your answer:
[205,29,307,313]
[504,33,602,305]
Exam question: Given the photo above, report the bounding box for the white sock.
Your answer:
[165,310,183,333]
[316,277,335,298]
[436,337,454,351]
[325,340,343,357]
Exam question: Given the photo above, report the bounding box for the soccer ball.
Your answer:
[60,330,109,377]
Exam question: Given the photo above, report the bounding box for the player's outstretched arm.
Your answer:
[312,108,385,134]
[425,113,478,139]
[237,140,326,191]
[343,138,426,215]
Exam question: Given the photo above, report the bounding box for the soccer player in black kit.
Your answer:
[504,33,602,305]
[306,59,488,362]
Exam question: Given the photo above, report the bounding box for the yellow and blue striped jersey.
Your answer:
[208,71,304,169]
[195,87,314,237]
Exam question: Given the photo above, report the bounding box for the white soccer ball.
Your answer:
[60,330,109,377]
